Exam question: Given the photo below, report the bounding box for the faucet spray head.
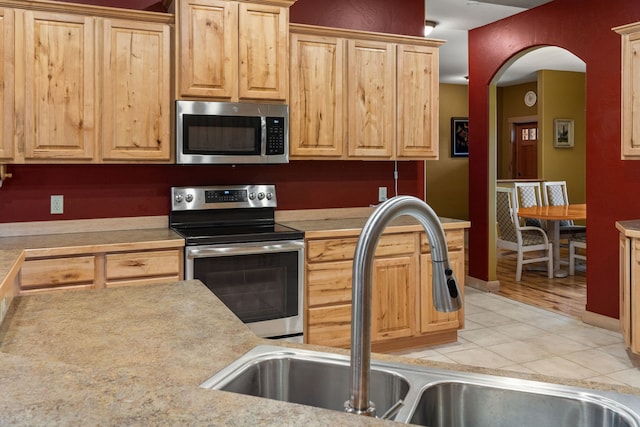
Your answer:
[432,263,462,312]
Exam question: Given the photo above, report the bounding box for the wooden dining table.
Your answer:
[517,204,586,277]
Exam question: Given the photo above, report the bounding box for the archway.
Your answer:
[489,46,587,316]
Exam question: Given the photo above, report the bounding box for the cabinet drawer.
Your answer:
[421,229,465,253]
[106,250,181,280]
[307,260,352,307]
[307,233,417,262]
[306,304,352,348]
[21,256,95,290]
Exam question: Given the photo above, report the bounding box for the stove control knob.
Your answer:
[266,192,273,200]
[249,192,256,200]
[185,194,194,203]
[258,192,265,200]
[175,194,184,203]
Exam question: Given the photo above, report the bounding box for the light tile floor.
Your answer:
[392,287,640,388]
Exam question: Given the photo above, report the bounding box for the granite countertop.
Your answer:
[281,215,470,239]
[1,280,639,425]
[0,281,395,426]
[617,220,640,238]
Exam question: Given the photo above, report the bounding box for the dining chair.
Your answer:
[496,187,553,281]
[542,180,587,237]
[513,182,544,228]
[569,236,587,275]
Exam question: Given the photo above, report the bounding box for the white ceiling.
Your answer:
[425,0,586,85]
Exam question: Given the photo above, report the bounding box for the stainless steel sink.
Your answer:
[200,345,410,416]
[410,380,639,427]
[201,345,640,425]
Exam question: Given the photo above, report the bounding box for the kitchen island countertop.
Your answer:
[1,280,639,425]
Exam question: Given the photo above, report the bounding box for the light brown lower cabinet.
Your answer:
[18,248,183,295]
[304,228,465,352]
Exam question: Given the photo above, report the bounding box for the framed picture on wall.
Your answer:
[451,117,469,157]
[554,119,574,148]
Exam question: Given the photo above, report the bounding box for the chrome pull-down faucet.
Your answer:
[345,196,463,417]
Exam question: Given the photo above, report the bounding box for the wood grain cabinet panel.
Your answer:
[304,228,464,351]
[105,249,181,287]
[100,18,171,161]
[347,39,396,159]
[289,32,346,158]
[397,44,439,159]
[0,8,14,161]
[177,0,289,101]
[289,24,442,161]
[20,10,97,161]
[616,23,640,159]
[20,256,96,294]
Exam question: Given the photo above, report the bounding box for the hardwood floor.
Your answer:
[493,249,586,319]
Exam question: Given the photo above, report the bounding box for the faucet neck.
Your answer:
[347,196,462,417]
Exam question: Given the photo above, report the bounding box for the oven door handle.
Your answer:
[187,240,304,258]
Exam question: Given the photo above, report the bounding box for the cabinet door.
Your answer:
[630,239,640,354]
[371,254,417,342]
[347,39,396,158]
[238,2,288,100]
[177,0,238,99]
[289,32,346,158]
[620,234,632,348]
[622,31,640,159]
[20,11,96,161]
[0,8,13,161]
[397,44,439,159]
[101,19,171,161]
[420,250,464,333]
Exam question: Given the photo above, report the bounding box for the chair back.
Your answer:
[514,182,543,227]
[543,181,569,206]
[496,187,519,243]
[543,181,572,226]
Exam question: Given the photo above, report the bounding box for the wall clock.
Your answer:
[524,90,537,107]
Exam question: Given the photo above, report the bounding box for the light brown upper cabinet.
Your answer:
[289,32,346,157]
[101,18,171,161]
[615,22,640,159]
[177,0,293,102]
[18,10,97,161]
[5,1,173,164]
[289,24,442,161]
[0,8,14,161]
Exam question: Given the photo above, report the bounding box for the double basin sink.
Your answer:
[200,344,640,426]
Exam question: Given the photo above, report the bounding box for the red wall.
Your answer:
[468,0,640,318]
[1,0,426,224]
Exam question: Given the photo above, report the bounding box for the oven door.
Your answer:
[185,240,304,340]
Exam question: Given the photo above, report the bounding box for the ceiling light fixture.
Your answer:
[424,20,438,37]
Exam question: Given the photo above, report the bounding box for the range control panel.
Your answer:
[171,185,276,211]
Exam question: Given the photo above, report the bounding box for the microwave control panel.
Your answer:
[265,117,286,155]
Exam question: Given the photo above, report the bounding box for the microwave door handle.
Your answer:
[187,241,304,258]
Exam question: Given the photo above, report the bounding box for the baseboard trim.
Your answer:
[466,275,500,292]
[582,310,621,333]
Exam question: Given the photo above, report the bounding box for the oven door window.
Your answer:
[193,251,298,323]
[183,114,261,155]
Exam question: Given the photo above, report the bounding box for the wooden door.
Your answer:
[347,39,396,158]
[0,8,13,160]
[177,0,238,99]
[622,30,640,158]
[21,11,96,161]
[238,2,288,101]
[289,32,346,158]
[513,122,538,179]
[420,250,464,333]
[101,18,171,161]
[371,255,417,342]
[397,43,439,159]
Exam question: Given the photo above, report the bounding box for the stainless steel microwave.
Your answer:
[175,100,289,165]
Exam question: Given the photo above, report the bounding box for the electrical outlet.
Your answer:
[378,187,387,202]
[51,195,64,214]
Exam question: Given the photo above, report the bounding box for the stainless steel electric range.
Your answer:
[170,185,304,342]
